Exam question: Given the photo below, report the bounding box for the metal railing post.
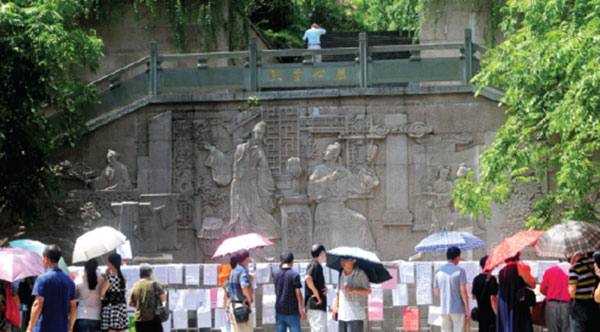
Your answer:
[248,37,258,92]
[359,32,368,88]
[149,41,158,95]
[463,29,473,84]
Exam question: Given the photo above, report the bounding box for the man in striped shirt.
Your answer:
[568,254,600,332]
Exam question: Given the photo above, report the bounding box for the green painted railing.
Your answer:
[86,29,485,124]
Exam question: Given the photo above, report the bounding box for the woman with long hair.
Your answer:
[496,252,536,332]
[75,258,104,332]
[100,253,128,332]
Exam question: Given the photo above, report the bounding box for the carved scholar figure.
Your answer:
[92,149,132,191]
[421,165,455,233]
[308,142,379,250]
[80,202,101,227]
[228,121,280,239]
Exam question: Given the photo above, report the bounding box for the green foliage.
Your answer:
[453,0,600,229]
[0,0,103,221]
[363,0,422,35]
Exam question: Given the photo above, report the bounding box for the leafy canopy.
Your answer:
[454,0,600,229]
[0,0,102,221]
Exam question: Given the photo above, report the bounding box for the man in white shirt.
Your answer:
[302,23,326,63]
[331,257,371,332]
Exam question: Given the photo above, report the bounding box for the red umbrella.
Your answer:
[484,230,545,272]
[212,233,274,258]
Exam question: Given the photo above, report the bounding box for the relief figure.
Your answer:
[92,149,132,191]
[308,142,378,250]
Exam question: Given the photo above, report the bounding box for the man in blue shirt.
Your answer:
[26,245,76,332]
[433,246,469,332]
[273,252,305,332]
[228,249,254,332]
[302,23,326,63]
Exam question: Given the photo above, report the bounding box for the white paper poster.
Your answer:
[327,310,338,332]
[154,265,169,285]
[185,264,200,286]
[255,263,271,284]
[299,263,309,278]
[161,315,171,332]
[121,265,140,289]
[262,284,276,325]
[459,261,481,282]
[172,307,188,329]
[271,263,280,275]
[393,283,408,306]
[323,265,331,284]
[203,264,218,286]
[181,289,199,310]
[217,287,225,308]
[331,269,340,285]
[416,262,432,305]
[399,262,415,284]
[168,264,183,285]
[168,289,180,310]
[327,285,335,307]
[427,305,443,326]
[196,305,212,328]
[214,308,226,329]
[537,261,557,282]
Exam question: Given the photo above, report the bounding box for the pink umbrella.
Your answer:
[212,233,274,258]
[0,247,45,282]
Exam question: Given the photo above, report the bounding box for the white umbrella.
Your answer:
[72,226,127,263]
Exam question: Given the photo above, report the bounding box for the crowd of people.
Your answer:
[4,242,600,332]
[434,246,600,332]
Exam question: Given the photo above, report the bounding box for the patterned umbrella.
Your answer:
[0,248,45,282]
[534,220,600,258]
[483,230,544,272]
[212,233,274,258]
[415,231,486,252]
[326,246,392,284]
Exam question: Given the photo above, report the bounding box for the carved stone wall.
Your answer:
[31,91,512,263]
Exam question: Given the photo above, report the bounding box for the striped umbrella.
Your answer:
[415,231,486,253]
[534,220,600,258]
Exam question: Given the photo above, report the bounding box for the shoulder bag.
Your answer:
[153,281,169,323]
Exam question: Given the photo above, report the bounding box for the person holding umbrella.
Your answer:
[496,253,536,332]
[433,246,469,332]
[331,256,371,332]
[228,250,254,332]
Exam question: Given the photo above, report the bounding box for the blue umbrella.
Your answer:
[326,246,392,284]
[415,231,485,253]
[10,239,70,274]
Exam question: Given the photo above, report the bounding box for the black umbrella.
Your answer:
[326,246,392,284]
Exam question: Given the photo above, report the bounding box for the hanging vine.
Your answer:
[80,0,250,52]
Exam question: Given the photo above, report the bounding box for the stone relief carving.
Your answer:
[417,165,456,233]
[203,143,232,186]
[308,142,379,250]
[51,160,96,183]
[415,132,473,146]
[498,180,543,239]
[92,149,132,191]
[80,202,101,227]
[204,121,281,240]
[390,121,433,138]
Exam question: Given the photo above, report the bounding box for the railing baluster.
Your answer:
[463,29,473,84]
[248,37,258,92]
[359,32,368,88]
[149,41,158,95]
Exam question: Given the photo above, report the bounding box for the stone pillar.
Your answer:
[148,111,172,193]
[382,114,413,225]
[140,193,181,250]
[280,197,312,259]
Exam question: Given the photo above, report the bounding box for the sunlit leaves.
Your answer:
[455,0,600,229]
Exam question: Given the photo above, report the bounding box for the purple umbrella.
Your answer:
[0,247,45,282]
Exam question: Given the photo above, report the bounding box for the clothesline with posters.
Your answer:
[66,259,563,331]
